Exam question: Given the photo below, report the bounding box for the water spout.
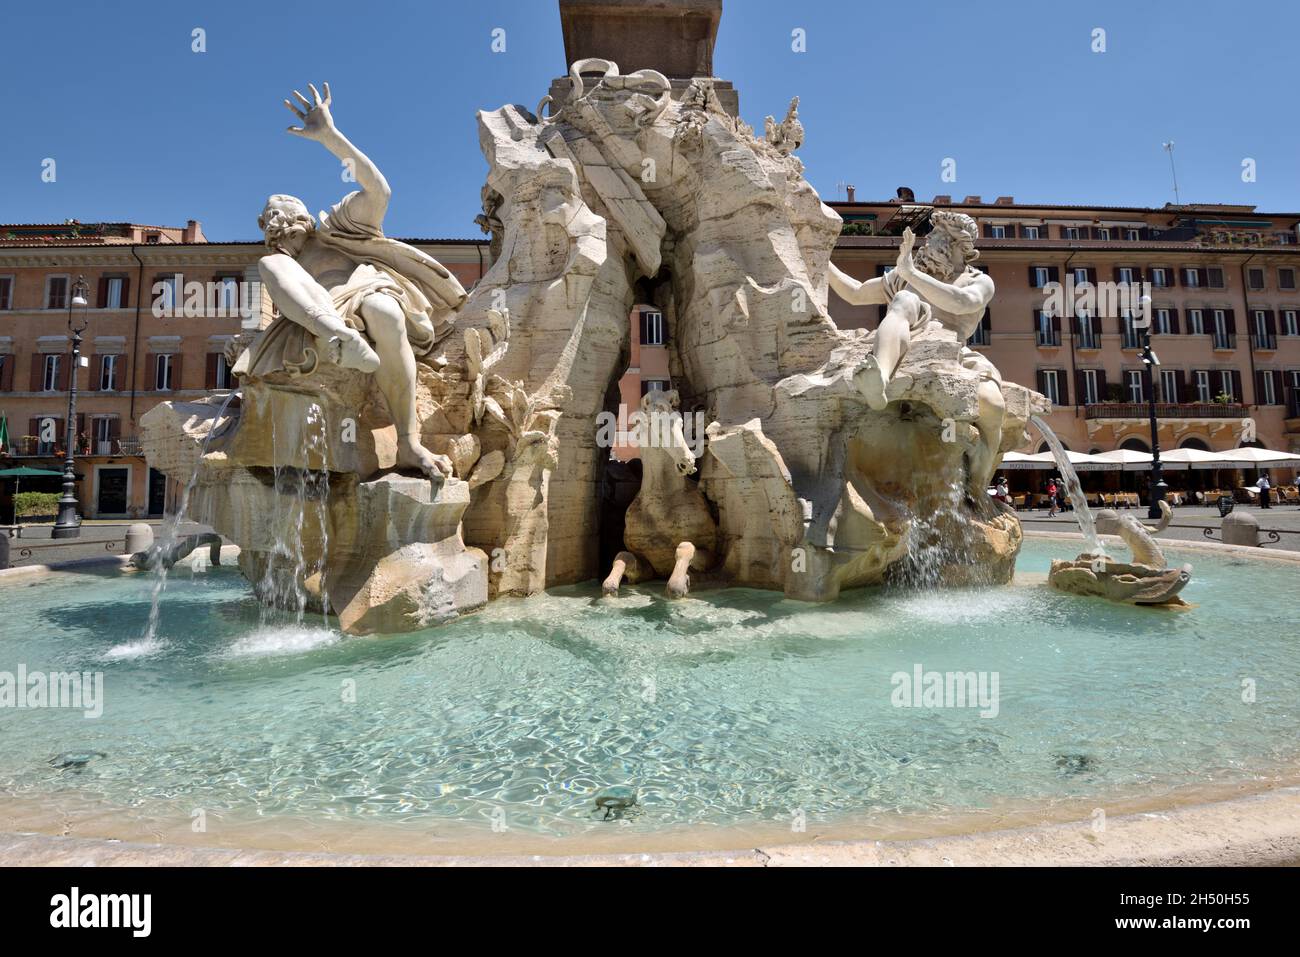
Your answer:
[1028,415,1105,557]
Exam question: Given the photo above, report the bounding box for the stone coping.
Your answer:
[1023,528,1300,564]
[2,785,1298,866]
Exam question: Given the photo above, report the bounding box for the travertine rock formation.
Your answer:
[144,64,1050,634]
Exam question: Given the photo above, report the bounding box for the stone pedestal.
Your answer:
[1222,510,1260,547]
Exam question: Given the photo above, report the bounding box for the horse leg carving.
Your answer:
[603,550,649,596]
[666,542,696,599]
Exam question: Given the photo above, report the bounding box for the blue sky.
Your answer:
[2,0,1297,241]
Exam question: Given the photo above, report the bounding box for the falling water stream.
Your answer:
[140,392,240,647]
[1029,414,1105,557]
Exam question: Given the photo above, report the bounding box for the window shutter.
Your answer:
[1028,266,1039,288]
[1265,310,1277,336]
[1168,308,1180,335]
[1036,369,1046,394]
[30,354,43,391]
[1086,267,1098,284]
[118,276,130,309]
[75,413,86,448]
[109,417,121,441]
[1096,369,1108,398]
[117,354,129,394]
[1051,311,1061,335]
[56,355,70,391]
[205,353,219,389]
[1256,370,1267,404]
[0,357,12,392]
[983,224,993,238]
[145,353,157,391]
[171,355,183,391]
[1230,370,1243,403]
[1048,266,1060,284]
[88,355,100,391]
[1225,310,1236,335]
[97,277,109,309]
[1075,369,1087,402]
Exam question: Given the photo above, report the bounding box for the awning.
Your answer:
[1091,449,1153,471]
[1000,446,1300,472]
[1211,447,1300,470]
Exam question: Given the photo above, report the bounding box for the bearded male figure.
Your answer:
[828,210,1006,496]
[241,83,467,480]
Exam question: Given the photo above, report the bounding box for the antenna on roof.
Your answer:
[1162,141,1181,205]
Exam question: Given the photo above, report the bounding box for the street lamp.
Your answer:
[1137,292,1168,519]
[51,276,90,539]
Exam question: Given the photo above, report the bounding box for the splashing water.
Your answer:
[890,478,973,589]
[141,392,240,645]
[1030,415,1105,557]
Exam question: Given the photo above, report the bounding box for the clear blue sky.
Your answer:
[2,0,1297,241]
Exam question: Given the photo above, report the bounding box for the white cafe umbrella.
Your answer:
[1091,448,1153,471]
[1214,447,1300,469]
[1159,447,1227,471]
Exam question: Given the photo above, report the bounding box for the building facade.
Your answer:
[0,221,488,519]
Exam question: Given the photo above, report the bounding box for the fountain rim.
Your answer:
[2,782,1299,866]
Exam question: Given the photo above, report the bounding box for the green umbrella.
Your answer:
[0,465,64,519]
[0,414,8,454]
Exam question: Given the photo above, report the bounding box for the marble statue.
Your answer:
[244,82,467,481]
[1048,501,1192,606]
[141,66,1051,635]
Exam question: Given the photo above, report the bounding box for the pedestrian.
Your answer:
[1257,472,1272,509]
[995,475,1010,504]
[1047,478,1059,517]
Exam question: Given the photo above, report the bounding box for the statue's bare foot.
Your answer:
[853,354,888,411]
[396,435,453,483]
[326,329,380,374]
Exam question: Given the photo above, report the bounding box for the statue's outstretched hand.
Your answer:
[896,227,916,276]
[284,83,336,140]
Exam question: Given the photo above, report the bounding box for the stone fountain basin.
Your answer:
[1,535,1297,865]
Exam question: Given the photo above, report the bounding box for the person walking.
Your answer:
[1047,478,1059,517]
[1257,472,1272,509]
[995,475,1010,504]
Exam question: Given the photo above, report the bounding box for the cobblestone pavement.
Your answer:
[1017,504,1300,552]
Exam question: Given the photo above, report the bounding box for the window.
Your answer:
[1160,369,1180,403]
[1280,268,1296,291]
[1126,228,1141,241]
[1182,267,1201,287]
[1219,370,1237,402]
[99,354,119,391]
[990,225,1006,239]
[1036,310,1058,346]
[155,354,174,391]
[1081,369,1100,404]
[1118,267,1136,285]
[1064,227,1081,240]
[42,354,60,392]
[1283,310,1299,337]
[1126,369,1145,403]
[1206,267,1225,288]
[1150,267,1169,288]
[1032,266,1051,288]
[1075,311,1099,349]
[1212,309,1233,349]
[1259,371,1279,405]
[104,277,124,309]
[967,311,991,347]
[46,276,69,309]
[154,274,181,315]
[1040,369,1061,405]
[1097,228,1111,241]
[93,417,115,454]
[640,379,668,397]
[640,310,665,346]
[1154,309,1172,335]
[1072,267,1090,287]
[1254,310,1276,350]
[1121,313,1143,349]
[1194,370,1212,403]
[1187,309,1205,336]
[1247,267,1265,290]
[214,276,240,315]
[145,233,161,244]
[215,353,233,389]
[1022,226,1039,240]
[0,276,12,310]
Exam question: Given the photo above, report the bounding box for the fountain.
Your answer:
[9,2,1289,867]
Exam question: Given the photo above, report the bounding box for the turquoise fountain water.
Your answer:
[2,541,1296,845]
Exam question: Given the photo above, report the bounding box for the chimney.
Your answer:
[932,194,952,204]
[962,195,983,205]
[994,196,1015,206]
[845,185,856,202]
[183,219,205,243]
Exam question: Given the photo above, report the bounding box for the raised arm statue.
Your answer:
[240,82,467,480]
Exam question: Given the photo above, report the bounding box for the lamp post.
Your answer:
[1137,293,1168,519]
[51,276,90,539]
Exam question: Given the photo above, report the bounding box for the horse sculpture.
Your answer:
[602,390,718,598]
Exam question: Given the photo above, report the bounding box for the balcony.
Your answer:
[1253,333,1277,351]
[1085,402,1247,420]
[1035,329,1060,347]
[1211,333,1236,351]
